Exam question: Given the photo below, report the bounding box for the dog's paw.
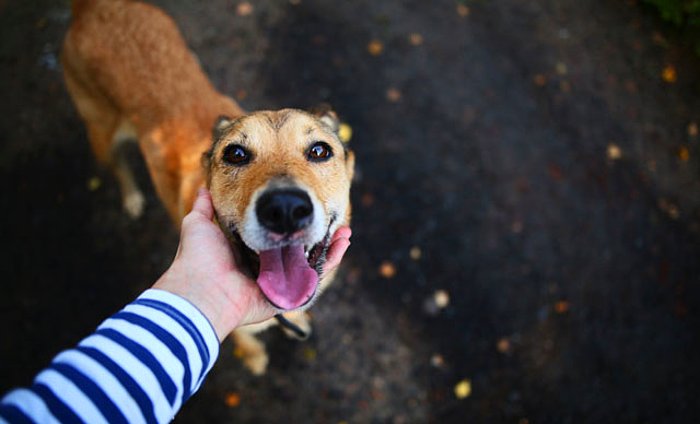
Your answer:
[242,351,269,376]
[123,191,145,219]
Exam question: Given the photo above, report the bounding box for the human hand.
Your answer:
[154,188,352,341]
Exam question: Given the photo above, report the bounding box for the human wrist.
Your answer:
[153,271,245,342]
[136,288,221,361]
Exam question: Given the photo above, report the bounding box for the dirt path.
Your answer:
[1,0,698,422]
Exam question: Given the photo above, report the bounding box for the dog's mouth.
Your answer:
[228,221,334,311]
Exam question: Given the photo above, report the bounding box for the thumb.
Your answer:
[190,187,214,220]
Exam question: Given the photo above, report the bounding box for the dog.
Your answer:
[62,0,354,374]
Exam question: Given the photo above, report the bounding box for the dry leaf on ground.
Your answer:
[454,379,472,399]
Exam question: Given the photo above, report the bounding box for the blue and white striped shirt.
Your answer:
[0,289,220,423]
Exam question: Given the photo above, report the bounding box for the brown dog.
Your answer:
[62,0,354,374]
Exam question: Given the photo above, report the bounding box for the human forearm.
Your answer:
[0,289,219,424]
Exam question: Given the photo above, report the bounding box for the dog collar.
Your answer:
[275,314,309,339]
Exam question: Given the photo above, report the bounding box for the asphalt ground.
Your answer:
[1,0,699,422]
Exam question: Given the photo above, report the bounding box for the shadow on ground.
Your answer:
[1,0,699,422]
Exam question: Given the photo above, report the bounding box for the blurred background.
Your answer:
[1,0,699,422]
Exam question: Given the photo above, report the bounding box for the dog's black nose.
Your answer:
[256,189,314,235]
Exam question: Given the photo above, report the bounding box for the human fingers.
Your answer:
[189,187,214,220]
[323,226,351,273]
[176,188,214,256]
[331,226,352,243]
[238,292,279,326]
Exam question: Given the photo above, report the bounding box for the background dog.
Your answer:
[62,0,354,374]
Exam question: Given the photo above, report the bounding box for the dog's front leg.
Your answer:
[232,328,268,375]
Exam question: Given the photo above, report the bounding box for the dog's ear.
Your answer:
[201,150,212,170]
[310,104,340,134]
[212,115,234,141]
[203,116,233,184]
[201,151,212,185]
[319,110,340,134]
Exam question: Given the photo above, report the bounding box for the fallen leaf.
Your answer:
[370,389,385,401]
[607,143,622,160]
[548,164,564,181]
[463,106,477,124]
[559,80,571,93]
[35,17,48,30]
[87,176,101,191]
[312,34,327,46]
[430,354,445,368]
[408,33,424,46]
[224,392,241,407]
[236,2,253,16]
[433,290,450,308]
[456,4,470,17]
[454,379,472,399]
[554,300,570,314]
[496,337,511,354]
[303,347,317,361]
[652,31,668,47]
[675,300,688,318]
[647,159,657,172]
[338,123,353,143]
[386,87,402,102]
[661,65,677,83]
[688,122,698,138]
[409,246,422,260]
[511,220,524,234]
[533,74,547,87]
[361,193,375,207]
[658,198,680,220]
[379,261,397,279]
[555,62,568,75]
[367,39,384,56]
[677,146,690,161]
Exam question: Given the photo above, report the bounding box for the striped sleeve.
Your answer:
[0,289,220,424]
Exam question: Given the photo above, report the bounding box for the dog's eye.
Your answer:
[222,144,251,166]
[307,142,333,162]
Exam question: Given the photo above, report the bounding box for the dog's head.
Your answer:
[203,108,354,311]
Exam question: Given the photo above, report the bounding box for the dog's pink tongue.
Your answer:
[257,245,318,310]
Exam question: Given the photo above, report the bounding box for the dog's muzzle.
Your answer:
[256,189,313,236]
[246,187,324,311]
